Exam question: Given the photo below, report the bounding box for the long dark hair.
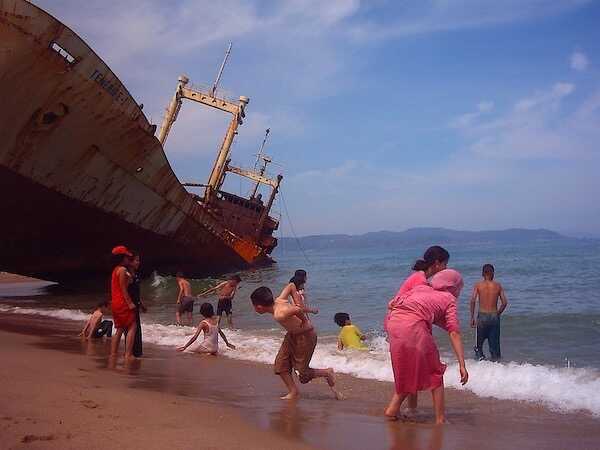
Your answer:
[412,246,450,272]
[289,269,307,289]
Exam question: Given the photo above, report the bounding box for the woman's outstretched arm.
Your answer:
[448,331,468,385]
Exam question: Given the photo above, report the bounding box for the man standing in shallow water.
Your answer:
[470,264,508,361]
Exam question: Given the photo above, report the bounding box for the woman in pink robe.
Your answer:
[383,246,451,413]
[385,269,469,424]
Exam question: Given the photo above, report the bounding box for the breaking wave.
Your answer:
[2,303,599,416]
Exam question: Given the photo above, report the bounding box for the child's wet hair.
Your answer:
[200,302,214,317]
[250,286,274,306]
[334,312,350,327]
[176,271,184,278]
[289,269,307,288]
[412,246,450,271]
[482,264,495,278]
[230,274,242,282]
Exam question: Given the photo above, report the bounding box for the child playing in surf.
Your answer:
[177,303,236,354]
[79,300,113,339]
[176,272,194,326]
[470,264,508,361]
[334,313,368,350]
[250,286,343,400]
[197,275,241,327]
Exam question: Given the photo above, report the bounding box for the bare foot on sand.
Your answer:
[280,391,299,400]
[325,368,344,400]
[384,408,399,421]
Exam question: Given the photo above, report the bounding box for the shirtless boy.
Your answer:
[470,264,508,361]
[250,286,342,400]
[176,272,194,326]
[79,300,113,339]
[198,275,241,327]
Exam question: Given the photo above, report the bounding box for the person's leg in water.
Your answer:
[226,311,233,327]
[488,315,501,362]
[279,371,299,400]
[186,310,193,326]
[431,384,446,425]
[299,367,343,400]
[133,309,142,357]
[110,328,124,357]
[124,321,137,360]
[175,307,182,326]
[475,313,490,360]
[385,392,410,420]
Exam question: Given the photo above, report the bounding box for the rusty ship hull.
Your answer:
[0,0,278,282]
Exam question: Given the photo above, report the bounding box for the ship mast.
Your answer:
[250,128,271,199]
[157,43,248,203]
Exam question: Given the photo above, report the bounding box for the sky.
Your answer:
[35,0,600,237]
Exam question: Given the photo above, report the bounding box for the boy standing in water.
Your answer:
[250,286,343,400]
[198,275,241,327]
[470,264,508,361]
[176,272,194,326]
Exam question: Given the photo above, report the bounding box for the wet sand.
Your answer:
[1,312,599,450]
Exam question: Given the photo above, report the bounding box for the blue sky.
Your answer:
[37,0,600,237]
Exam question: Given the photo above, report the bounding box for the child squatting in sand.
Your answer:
[250,286,343,400]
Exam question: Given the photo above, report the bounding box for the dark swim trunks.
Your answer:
[217,297,233,316]
[178,296,195,314]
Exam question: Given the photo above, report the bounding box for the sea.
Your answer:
[1,239,599,417]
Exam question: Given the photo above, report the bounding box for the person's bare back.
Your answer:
[474,280,504,313]
[178,278,192,297]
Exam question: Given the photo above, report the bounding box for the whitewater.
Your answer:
[2,303,599,417]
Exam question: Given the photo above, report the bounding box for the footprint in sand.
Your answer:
[80,400,100,409]
[21,434,55,443]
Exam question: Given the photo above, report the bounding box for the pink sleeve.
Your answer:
[442,300,460,333]
[397,271,427,296]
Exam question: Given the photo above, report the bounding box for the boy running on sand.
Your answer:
[176,272,194,326]
[470,264,508,361]
[198,275,241,327]
[79,300,113,339]
[250,286,343,400]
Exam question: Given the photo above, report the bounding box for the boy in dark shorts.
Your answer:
[79,300,113,339]
[176,272,195,326]
[250,286,342,400]
[198,275,241,327]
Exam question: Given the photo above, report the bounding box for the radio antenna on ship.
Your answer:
[211,42,232,97]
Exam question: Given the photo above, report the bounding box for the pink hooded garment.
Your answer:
[385,269,463,394]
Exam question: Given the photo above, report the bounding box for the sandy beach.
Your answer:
[1,310,599,450]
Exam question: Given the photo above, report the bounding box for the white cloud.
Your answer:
[450,100,495,129]
[570,51,589,71]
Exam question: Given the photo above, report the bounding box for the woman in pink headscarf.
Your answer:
[384,269,469,424]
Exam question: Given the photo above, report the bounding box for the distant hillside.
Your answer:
[276,228,569,251]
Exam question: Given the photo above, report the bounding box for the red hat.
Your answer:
[111,245,133,256]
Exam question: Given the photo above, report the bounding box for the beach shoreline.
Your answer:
[1,311,599,450]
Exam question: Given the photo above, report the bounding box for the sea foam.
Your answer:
[2,303,599,417]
